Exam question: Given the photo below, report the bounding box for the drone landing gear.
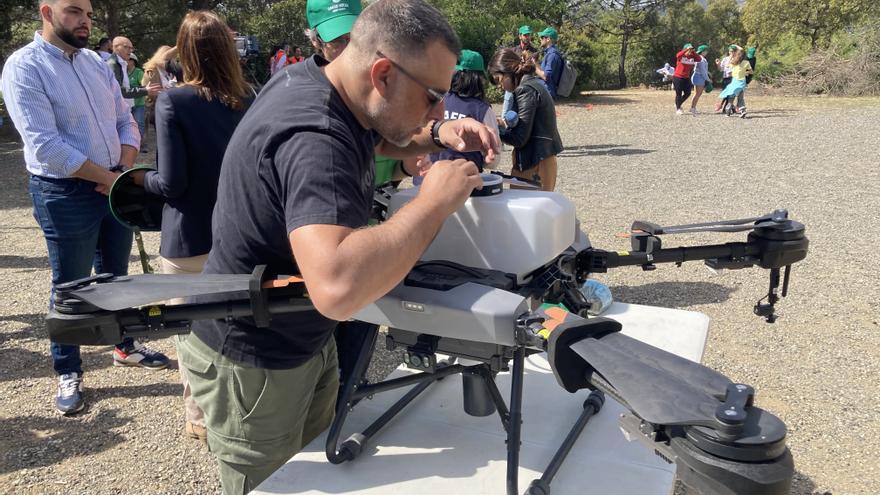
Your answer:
[325,328,602,495]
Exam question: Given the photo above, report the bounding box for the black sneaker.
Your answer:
[113,340,170,370]
[56,373,85,416]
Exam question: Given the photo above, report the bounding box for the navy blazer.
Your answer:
[144,85,249,258]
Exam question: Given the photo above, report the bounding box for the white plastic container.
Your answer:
[388,186,576,281]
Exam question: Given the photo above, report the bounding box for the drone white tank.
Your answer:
[388,182,577,281]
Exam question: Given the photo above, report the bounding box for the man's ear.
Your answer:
[40,3,53,24]
[370,58,393,98]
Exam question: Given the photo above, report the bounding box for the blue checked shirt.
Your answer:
[1,32,140,178]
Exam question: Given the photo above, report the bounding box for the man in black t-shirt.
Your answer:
[176,1,499,493]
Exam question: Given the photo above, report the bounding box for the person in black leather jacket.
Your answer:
[488,47,562,191]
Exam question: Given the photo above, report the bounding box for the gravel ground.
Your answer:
[1,89,878,495]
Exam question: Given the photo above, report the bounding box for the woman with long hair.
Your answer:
[132,10,252,444]
[488,47,562,191]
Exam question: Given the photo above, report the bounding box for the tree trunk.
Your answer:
[618,29,629,89]
[104,1,119,38]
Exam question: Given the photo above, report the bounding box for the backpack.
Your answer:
[556,56,578,98]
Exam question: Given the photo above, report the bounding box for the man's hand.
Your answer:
[437,118,500,164]
[129,169,147,186]
[94,171,121,195]
[400,155,432,177]
[416,158,482,217]
[146,83,162,98]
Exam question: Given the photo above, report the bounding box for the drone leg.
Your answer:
[325,324,379,464]
[506,347,526,495]
[526,391,605,495]
[325,326,466,464]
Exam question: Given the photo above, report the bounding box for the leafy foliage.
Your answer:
[0,0,875,93]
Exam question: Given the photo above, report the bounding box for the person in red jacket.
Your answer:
[672,43,700,115]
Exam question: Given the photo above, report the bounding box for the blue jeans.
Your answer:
[131,105,146,147]
[502,90,514,116]
[29,175,134,376]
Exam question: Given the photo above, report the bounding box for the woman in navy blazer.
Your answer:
[132,10,252,443]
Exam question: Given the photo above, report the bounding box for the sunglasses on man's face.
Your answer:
[375,50,446,110]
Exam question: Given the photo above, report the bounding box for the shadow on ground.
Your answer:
[0,409,130,474]
[744,108,797,120]
[0,254,49,269]
[674,469,824,494]
[0,313,122,382]
[0,132,33,211]
[0,387,180,476]
[558,143,655,158]
[610,281,734,308]
[565,92,641,107]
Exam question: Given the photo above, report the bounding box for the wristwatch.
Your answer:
[430,119,446,149]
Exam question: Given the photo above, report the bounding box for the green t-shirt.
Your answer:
[374,154,400,187]
[129,67,145,108]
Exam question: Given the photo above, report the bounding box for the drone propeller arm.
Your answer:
[542,316,794,495]
[575,241,762,275]
[47,291,314,346]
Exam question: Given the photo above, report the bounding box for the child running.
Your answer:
[672,43,700,115]
[717,45,753,118]
[689,44,710,115]
[714,45,735,113]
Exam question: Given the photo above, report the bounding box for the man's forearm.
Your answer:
[306,196,448,320]
[120,86,148,100]
[72,160,118,186]
[119,144,138,168]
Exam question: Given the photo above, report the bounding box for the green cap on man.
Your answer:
[519,25,532,35]
[696,44,708,54]
[538,27,558,40]
[307,0,362,42]
[455,49,485,73]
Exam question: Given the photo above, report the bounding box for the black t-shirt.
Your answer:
[191,56,381,369]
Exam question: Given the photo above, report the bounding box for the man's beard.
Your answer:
[54,21,89,49]
[367,95,420,148]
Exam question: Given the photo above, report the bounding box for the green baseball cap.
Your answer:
[728,44,738,51]
[307,0,362,42]
[682,43,694,50]
[538,27,558,40]
[746,47,756,58]
[519,25,532,35]
[696,44,709,54]
[455,49,485,72]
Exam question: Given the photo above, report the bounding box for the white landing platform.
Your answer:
[254,302,711,495]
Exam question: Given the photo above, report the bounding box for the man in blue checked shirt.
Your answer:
[1,0,169,416]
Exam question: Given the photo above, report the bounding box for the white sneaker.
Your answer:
[690,107,698,116]
[675,109,683,115]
